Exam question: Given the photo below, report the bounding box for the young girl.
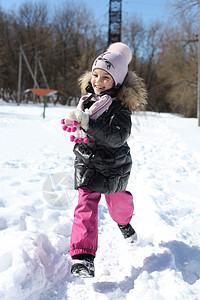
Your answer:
[64,42,147,278]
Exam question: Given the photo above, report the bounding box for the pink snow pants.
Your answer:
[70,187,134,258]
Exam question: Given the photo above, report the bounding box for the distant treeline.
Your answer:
[0,0,198,117]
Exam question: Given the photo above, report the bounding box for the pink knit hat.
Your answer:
[92,42,132,86]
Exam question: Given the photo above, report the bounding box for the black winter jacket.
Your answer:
[73,71,147,194]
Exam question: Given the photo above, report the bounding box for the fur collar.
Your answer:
[78,71,147,112]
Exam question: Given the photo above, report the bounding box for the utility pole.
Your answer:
[108,0,122,44]
[17,46,22,105]
[17,47,50,103]
[38,57,50,89]
[34,52,38,87]
[34,51,50,89]
[198,2,200,126]
[21,48,40,89]
[17,46,40,103]
[33,52,38,103]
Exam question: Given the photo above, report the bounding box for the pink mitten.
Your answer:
[61,119,89,144]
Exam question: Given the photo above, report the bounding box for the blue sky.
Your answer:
[0,0,172,26]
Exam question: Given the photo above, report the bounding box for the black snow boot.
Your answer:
[71,254,95,278]
[118,223,138,243]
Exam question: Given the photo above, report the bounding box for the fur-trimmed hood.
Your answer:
[78,71,147,112]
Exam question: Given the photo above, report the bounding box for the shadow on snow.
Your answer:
[93,240,200,295]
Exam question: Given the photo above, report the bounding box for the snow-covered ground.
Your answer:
[0,102,200,300]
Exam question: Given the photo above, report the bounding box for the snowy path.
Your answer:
[0,104,200,299]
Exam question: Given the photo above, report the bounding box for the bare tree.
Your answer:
[52,1,105,102]
[0,9,19,99]
[172,0,199,16]
[168,0,199,119]
[1,0,197,116]
[15,1,52,91]
[122,16,170,112]
[0,1,104,103]
[0,9,6,92]
[157,16,197,117]
[122,15,145,73]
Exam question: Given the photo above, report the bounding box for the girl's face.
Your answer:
[91,69,114,95]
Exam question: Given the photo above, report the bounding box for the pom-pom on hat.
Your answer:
[92,42,132,86]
